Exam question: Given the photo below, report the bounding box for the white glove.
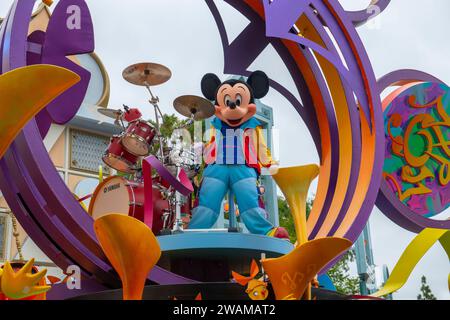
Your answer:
[269,163,280,175]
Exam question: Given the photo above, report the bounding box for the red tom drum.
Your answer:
[102,135,139,174]
[121,120,156,156]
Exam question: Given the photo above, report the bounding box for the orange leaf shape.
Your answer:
[47,276,61,285]
[231,271,252,286]
[262,237,352,300]
[0,65,79,158]
[249,259,260,279]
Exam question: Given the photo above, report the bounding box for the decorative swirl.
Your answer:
[376,71,450,232]
[380,81,450,231]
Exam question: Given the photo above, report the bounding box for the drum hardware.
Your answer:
[125,183,138,189]
[161,209,172,231]
[159,191,169,201]
[172,166,185,233]
[167,141,199,180]
[124,181,140,187]
[97,108,127,129]
[122,62,172,163]
[154,185,169,196]
[133,168,144,181]
[145,82,165,163]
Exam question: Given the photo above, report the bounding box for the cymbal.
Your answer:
[122,62,172,86]
[97,108,123,120]
[173,95,215,121]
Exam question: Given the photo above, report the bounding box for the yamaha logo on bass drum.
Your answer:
[104,183,121,194]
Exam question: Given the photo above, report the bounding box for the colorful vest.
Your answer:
[203,117,273,174]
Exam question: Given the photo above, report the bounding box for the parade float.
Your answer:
[0,0,448,300]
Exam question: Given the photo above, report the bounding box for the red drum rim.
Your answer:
[121,133,151,156]
[102,152,137,174]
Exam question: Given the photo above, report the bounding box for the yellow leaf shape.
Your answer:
[0,64,80,158]
[1,259,51,300]
[371,228,450,298]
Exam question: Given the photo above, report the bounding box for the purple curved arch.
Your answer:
[0,0,195,287]
[377,69,444,94]
[376,69,450,233]
[345,0,392,27]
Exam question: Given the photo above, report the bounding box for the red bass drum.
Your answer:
[88,176,169,235]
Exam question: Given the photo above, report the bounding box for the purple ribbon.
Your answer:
[142,156,193,229]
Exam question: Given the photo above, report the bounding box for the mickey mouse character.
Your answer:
[188,71,289,240]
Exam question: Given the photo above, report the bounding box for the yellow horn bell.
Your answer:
[262,237,352,300]
[270,165,352,300]
[94,214,161,300]
[271,164,319,245]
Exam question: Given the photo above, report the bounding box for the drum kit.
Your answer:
[88,62,215,236]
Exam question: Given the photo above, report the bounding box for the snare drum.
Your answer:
[102,135,139,173]
[122,119,156,156]
[88,176,170,235]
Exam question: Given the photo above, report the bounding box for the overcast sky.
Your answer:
[1,0,449,300]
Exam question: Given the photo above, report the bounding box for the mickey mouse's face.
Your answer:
[215,82,256,127]
[201,71,270,127]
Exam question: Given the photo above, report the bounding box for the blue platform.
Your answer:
[158,232,293,257]
[156,232,294,281]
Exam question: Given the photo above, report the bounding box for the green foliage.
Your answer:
[277,196,360,295]
[148,114,189,139]
[148,113,204,156]
[277,196,312,244]
[417,276,437,300]
[327,250,360,295]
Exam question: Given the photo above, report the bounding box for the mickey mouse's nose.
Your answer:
[229,102,237,109]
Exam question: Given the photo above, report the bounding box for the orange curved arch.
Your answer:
[243,0,380,240]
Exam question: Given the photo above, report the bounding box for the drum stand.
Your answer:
[144,82,165,164]
[114,111,127,131]
[172,166,184,234]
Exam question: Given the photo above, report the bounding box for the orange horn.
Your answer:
[262,237,352,300]
[94,214,161,300]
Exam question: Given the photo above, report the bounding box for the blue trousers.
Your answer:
[189,164,274,235]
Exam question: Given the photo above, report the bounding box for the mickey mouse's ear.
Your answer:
[201,73,222,101]
[247,71,269,99]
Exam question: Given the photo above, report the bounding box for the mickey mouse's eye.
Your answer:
[235,94,242,107]
[224,95,232,107]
